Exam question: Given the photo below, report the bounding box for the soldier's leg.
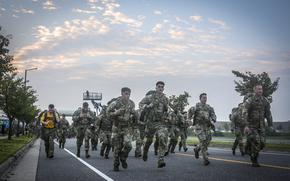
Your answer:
[247,129,260,167]
[43,130,49,158]
[135,130,142,158]
[112,134,122,171]
[62,133,66,149]
[259,128,266,150]
[48,129,55,158]
[237,129,244,155]
[120,132,132,169]
[143,128,155,161]
[76,128,85,157]
[232,135,239,155]
[84,131,91,158]
[105,133,112,159]
[201,130,211,165]
[180,132,188,152]
[157,126,168,168]
[154,134,159,156]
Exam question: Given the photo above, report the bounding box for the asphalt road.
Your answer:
[36,138,290,181]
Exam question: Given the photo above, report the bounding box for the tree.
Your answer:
[0,26,15,79]
[232,70,279,103]
[169,91,190,112]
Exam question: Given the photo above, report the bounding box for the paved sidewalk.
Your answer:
[4,139,40,181]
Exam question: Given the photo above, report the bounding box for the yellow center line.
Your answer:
[176,153,290,171]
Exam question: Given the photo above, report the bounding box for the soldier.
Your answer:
[97,105,113,159]
[72,102,95,158]
[165,107,183,155]
[139,81,169,168]
[40,104,60,158]
[189,93,216,166]
[132,116,143,158]
[57,114,70,149]
[230,103,245,156]
[178,112,189,152]
[242,85,273,167]
[107,87,137,171]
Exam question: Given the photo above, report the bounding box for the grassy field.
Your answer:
[186,136,290,152]
[0,136,34,164]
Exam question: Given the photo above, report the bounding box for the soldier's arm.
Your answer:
[265,100,273,127]
[188,107,196,125]
[242,99,251,127]
[209,106,217,123]
[139,95,152,109]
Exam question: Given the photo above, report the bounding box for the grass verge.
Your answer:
[186,137,290,152]
[0,136,34,164]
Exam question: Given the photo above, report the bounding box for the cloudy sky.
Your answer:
[1,0,289,121]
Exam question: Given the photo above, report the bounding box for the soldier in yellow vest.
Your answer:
[40,104,60,158]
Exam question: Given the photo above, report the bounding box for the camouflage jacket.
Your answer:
[72,108,95,127]
[168,110,184,128]
[106,97,136,130]
[97,112,113,132]
[242,95,273,129]
[230,105,246,129]
[188,102,216,127]
[58,118,70,130]
[139,92,169,126]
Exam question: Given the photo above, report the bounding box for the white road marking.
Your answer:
[54,141,114,181]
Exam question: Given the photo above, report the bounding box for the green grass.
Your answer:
[186,136,290,152]
[0,136,34,164]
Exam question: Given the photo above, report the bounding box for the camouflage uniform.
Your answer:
[84,123,98,158]
[107,97,136,171]
[57,117,70,149]
[72,107,95,157]
[132,119,143,158]
[242,95,272,166]
[40,110,60,158]
[97,108,113,159]
[178,112,189,152]
[189,102,216,165]
[230,104,246,156]
[139,92,169,168]
[166,110,183,155]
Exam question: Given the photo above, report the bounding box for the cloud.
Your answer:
[14,8,34,14]
[190,15,202,22]
[154,10,162,15]
[209,18,229,30]
[168,29,185,39]
[72,8,97,14]
[152,23,163,33]
[14,16,109,62]
[102,0,143,28]
[12,14,19,18]
[43,0,57,10]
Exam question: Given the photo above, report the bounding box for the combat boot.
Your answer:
[170,143,176,154]
[105,154,109,159]
[77,148,80,157]
[157,159,166,168]
[142,151,148,161]
[203,159,210,166]
[232,148,236,155]
[178,142,182,151]
[113,163,119,171]
[184,147,188,152]
[85,150,90,158]
[194,147,199,159]
[100,144,106,157]
[59,142,61,149]
[251,154,260,167]
[120,159,128,169]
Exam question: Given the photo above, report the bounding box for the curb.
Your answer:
[0,137,37,177]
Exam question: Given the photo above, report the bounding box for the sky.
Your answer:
[0,0,290,122]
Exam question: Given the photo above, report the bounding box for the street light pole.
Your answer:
[24,67,37,87]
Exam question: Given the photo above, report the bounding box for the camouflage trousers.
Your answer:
[132,128,143,156]
[57,129,66,148]
[99,131,112,156]
[144,125,168,162]
[42,128,56,157]
[111,128,132,167]
[195,127,212,161]
[85,128,98,151]
[246,128,266,158]
[168,126,180,152]
[179,128,188,150]
[76,126,87,149]
[233,127,245,152]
